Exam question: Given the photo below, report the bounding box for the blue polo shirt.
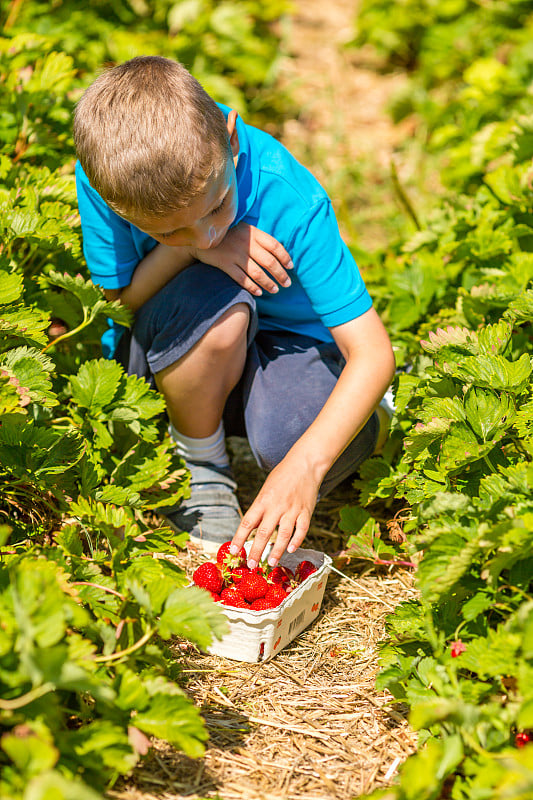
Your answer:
[76,105,372,358]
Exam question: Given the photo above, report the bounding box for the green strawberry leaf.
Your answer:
[158,586,228,647]
[0,268,24,305]
[420,325,478,355]
[69,359,123,411]
[438,352,531,393]
[134,693,208,758]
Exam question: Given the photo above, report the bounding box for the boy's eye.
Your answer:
[210,195,227,216]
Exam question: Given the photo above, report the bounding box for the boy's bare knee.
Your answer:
[203,303,249,353]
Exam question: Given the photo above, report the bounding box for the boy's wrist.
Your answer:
[283,440,332,487]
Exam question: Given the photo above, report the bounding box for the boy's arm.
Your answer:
[103,241,195,308]
[230,307,396,568]
[104,222,293,311]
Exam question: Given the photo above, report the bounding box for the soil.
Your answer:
[112,2,417,798]
[279,0,405,175]
[278,0,415,253]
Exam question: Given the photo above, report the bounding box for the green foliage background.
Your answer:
[0,1,289,797]
[344,2,533,797]
[2,0,533,797]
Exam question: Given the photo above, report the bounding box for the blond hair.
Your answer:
[73,56,231,219]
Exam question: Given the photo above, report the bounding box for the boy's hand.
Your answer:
[229,454,320,569]
[191,222,293,296]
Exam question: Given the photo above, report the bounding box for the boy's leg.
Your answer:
[127,262,257,550]
[238,331,379,498]
[155,303,249,438]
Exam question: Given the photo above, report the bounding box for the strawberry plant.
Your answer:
[2,0,292,123]
[0,3,292,796]
[354,0,533,192]
[345,6,533,798]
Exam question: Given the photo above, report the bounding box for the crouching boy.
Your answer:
[73,56,395,569]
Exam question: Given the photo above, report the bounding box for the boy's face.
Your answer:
[132,157,238,250]
[129,112,240,251]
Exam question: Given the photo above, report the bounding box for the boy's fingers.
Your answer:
[231,509,261,551]
[240,258,280,293]
[251,256,291,289]
[236,223,293,282]
[266,516,297,566]
[212,251,279,294]
[247,244,292,287]
[218,262,263,296]
[218,223,292,290]
[233,507,279,568]
[252,227,293,265]
[288,511,311,553]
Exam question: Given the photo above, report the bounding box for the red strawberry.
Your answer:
[515,732,531,748]
[193,562,223,594]
[296,560,317,582]
[216,541,247,570]
[220,585,246,606]
[209,591,222,602]
[265,584,288,606]
[225,597,250,608]
[450,640,466,658]
[251,597,278,610]
[268,565,294,585]
[239,572,269,602]
[281,572,301,593]
[230,566,251,584]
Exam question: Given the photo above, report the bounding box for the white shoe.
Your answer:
[375,386,395,453]
[379,385,395,420]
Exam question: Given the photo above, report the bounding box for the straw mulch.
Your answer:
[110,439,417,800]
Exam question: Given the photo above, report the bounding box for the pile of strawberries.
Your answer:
[192,542,318,611]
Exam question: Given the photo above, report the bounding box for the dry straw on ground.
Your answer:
[111,440,417,800]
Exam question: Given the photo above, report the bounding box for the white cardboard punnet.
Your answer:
[206,545,332,662]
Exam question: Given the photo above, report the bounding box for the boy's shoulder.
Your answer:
[236,113,328,209]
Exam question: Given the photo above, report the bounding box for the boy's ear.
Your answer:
[226,109,240,163]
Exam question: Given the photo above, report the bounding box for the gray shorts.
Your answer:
[115,263,378,495]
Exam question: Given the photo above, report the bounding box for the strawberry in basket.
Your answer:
[192,543,320,610]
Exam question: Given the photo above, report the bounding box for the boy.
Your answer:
[73,56,395,570]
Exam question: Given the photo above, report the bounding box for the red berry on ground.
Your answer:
[515,732,531,748]
[450,640,467,658]
[296,560,317,582]
[193,562,223,594]
[239,573,269,602]
[265,584,288,606]
[251,597,278,610]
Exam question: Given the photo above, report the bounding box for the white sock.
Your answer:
[169,420,230,468]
